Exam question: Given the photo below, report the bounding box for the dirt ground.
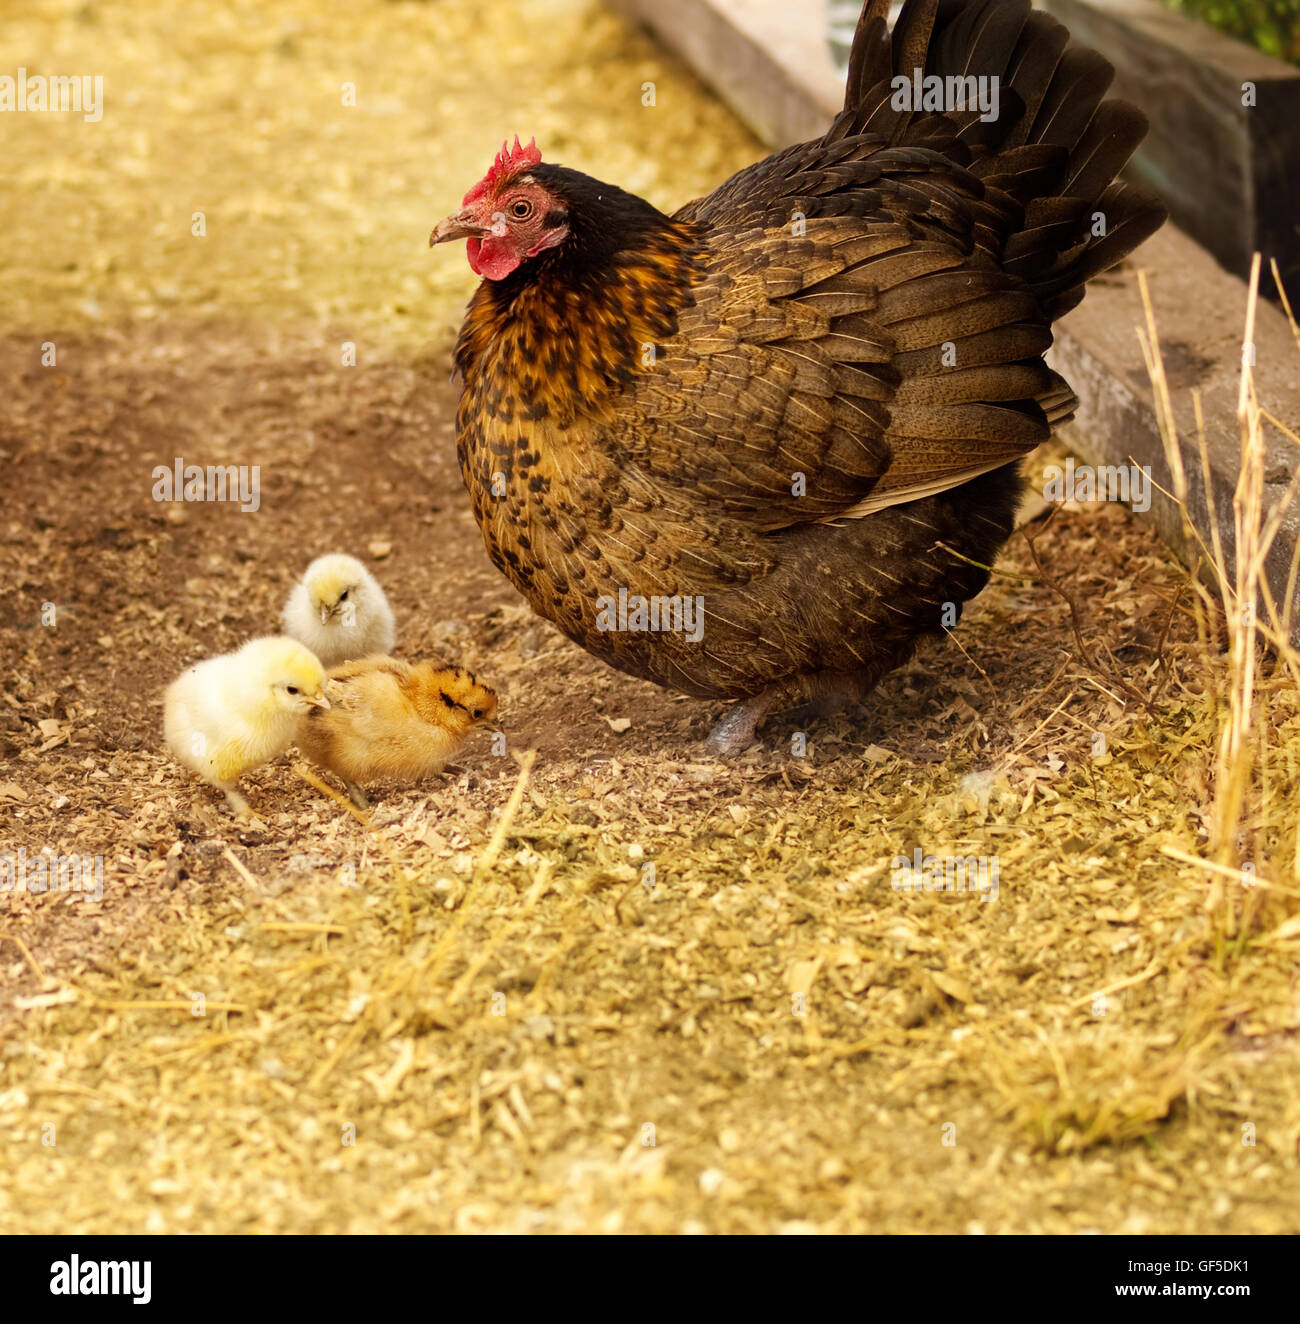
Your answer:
[2,0,1299,1234]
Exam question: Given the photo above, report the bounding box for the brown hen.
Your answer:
[430,0,1166,752]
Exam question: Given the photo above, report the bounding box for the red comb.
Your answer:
[462,136,543,206]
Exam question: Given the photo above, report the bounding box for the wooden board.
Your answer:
[1040,0,1300,291]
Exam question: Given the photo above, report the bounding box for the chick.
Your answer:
[164,636,329,816]
[282,553,396,667]
[296,656,497,807]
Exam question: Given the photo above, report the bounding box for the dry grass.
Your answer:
[1139,257,1300,925]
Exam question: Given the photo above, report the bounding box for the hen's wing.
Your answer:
[621,145,1058,531]
[608,0,1162,531]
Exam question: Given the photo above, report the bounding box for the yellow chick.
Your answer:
[282,553,396,667]
[296,656,497,807]
[164,636,329,816]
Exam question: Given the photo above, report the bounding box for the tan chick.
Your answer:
[282,553,396,667]
[164,636,329,816]
[296,656,497,807]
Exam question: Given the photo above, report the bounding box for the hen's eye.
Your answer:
[287,686,299,695]
[510,199,533,220]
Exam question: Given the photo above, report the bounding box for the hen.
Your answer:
[430,0,1165,752]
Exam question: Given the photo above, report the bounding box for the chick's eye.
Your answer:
[287,686,299,695]
[338,590,348,602]
[510,198,532,220]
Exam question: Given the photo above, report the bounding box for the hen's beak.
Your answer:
[430,208,492,246]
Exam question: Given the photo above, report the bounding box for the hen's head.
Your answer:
[430,137,570,281]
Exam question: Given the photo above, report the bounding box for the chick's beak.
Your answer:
[308,693,330,710]
[320,603,332,625]
[430,208,492,247]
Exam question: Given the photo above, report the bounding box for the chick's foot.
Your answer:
[221,786,252,817]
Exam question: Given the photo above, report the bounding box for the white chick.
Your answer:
[164,636,329,816]
[282,553,396,667]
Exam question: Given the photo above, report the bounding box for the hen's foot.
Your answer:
[704,692,779,757]
[704,669,886,756]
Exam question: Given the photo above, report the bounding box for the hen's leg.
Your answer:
[704,690,782,756]
[343,780,370,810]
[704,667,889,756]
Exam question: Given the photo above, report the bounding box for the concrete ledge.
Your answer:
[1046,226,1300,638]
[613,0,1300,640]
[612,0,842,148]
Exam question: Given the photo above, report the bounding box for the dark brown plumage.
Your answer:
[432,0,1166,751]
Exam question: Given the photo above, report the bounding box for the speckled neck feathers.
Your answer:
[453,165,703,428]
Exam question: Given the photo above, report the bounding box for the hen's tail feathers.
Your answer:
[832,0,1165,318]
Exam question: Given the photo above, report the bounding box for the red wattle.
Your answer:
[466,236,520,281]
